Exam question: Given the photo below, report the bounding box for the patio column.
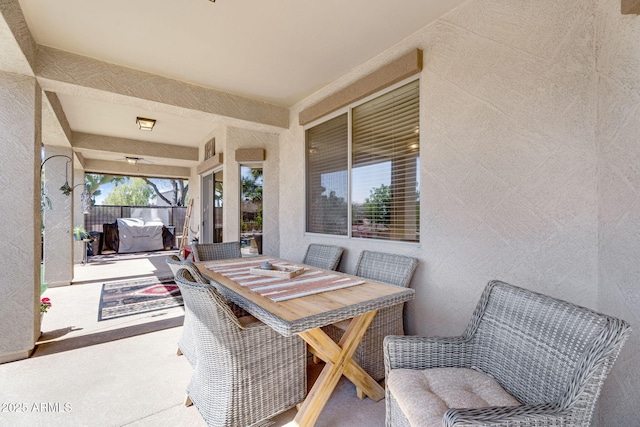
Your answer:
[0,71,42,363]
[42,146,74,286]
[73,168,85,264]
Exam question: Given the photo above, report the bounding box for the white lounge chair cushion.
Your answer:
[387,367,521,427]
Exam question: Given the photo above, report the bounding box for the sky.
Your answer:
[93,169,260,205]
[93,178,177,205]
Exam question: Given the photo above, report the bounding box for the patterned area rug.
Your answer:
[98,276,183,321]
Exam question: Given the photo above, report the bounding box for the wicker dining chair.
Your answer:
[174,268,307,427]
[166,256,209,366]
[167,255,208,283]
[322,250,418,384]
[191,241,241,262]
[302,243,344,271]
[166,254,184,276]
[384,280,632,427]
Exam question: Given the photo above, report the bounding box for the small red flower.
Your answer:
[40,297,52,313]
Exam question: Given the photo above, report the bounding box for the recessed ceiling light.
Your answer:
[136,117,156,131]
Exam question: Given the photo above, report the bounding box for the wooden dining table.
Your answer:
[197,256,415,427]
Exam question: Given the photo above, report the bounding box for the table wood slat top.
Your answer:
[197,257,415,336]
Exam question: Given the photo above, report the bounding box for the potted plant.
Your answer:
[73,226,90,241]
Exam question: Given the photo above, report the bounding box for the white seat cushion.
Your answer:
[387,367,521,427]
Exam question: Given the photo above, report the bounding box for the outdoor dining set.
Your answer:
[165,242,631,427]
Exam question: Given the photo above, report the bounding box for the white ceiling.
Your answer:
[17,0,466,173]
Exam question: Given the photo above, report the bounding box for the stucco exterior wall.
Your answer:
[283,0,599,318]
[73,167,84,264]
[194,127,226,244]
[42,145,73,287]
[226,126,280,256]
[193,125,279,253]
[188,165,201,243]
[280,0,637,424]
[596,1,640,424]
[0,71,41,363]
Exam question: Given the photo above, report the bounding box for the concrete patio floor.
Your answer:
[0,251,385,427]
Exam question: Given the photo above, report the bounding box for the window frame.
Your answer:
[303,76,421,245]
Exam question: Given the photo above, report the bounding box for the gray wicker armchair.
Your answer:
[384,280,632,427]
[302,243,344,270]
[191,241,241,262]
[174,269,307,427]
[166,256,209,366]
[322,250,418,383]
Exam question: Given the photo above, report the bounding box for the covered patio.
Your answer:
[1,252,381,426]
[1,1,639,426]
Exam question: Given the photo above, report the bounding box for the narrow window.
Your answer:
[240,166,263,255]
[306,113,349,236]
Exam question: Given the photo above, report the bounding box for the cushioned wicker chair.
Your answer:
[174,269,307,427]
[384,280,632,427]
[165,257,208,366]
[191,241,241,262]
[322,250,418,384]
[302,243,344,270]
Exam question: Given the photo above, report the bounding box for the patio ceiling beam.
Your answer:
[35,46,289,130]
[42,91,72,147]
[0,0,36,76]
[83,158,190,180]
[74,152,86,169]
[72,132,199,163]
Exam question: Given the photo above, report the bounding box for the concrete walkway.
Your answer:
[1,251,385,427]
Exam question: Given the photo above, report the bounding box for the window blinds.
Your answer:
[352,80,419,242]
[306,113,349,235]
[305,79,420,242]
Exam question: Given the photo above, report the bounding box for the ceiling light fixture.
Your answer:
[126,156,141,165]
[136,117,156,131]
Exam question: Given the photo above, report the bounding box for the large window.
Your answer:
[306,79,420,243]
